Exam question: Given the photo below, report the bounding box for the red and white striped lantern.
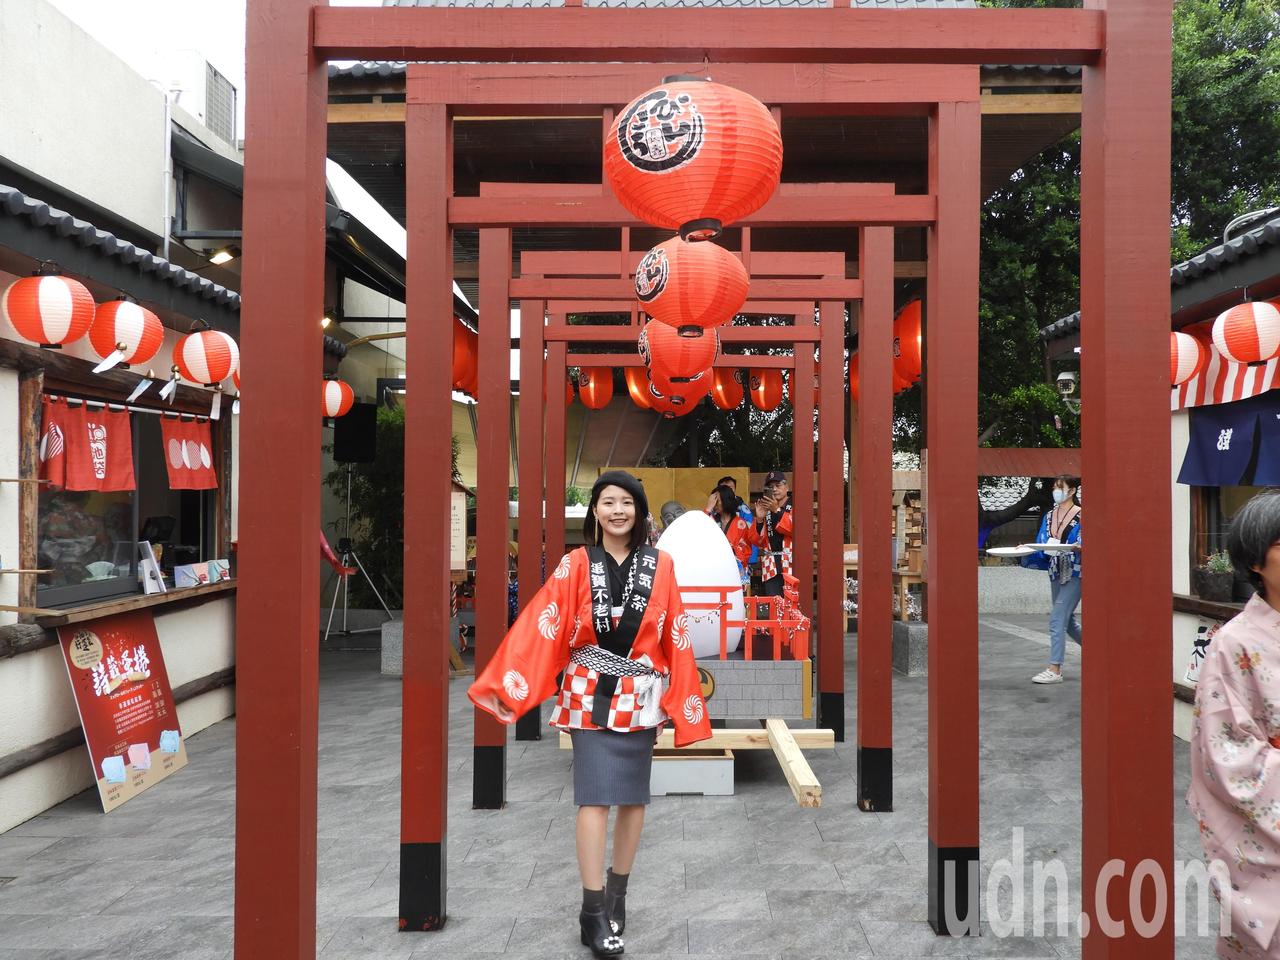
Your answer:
[1,274,94,348]
[1212,301,1280,365]
[175,330,239,386]
[322,379,355,418]
[89,299,164,372]
[1171,330,1207,386]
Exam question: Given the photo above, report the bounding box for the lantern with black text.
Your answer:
[1171,331,1207,386]
[636,237,748,337]
[605,77,783,240]
[322,379,355,418]
[578,367,615,409]
[89,298,164,372]
[1212,301,1280,365]
[711,367,743,410]
[175,330,239,386]
[892,300,923,385]
[643,321,718,383]
[748,367,784,411]
[1,272,94,348]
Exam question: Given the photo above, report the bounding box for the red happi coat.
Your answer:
[717,514,753,576]
[747,505,794,579]
[468,547,713,748]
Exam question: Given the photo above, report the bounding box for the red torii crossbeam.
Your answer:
[237,5,1173,959]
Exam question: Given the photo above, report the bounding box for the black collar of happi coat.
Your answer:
[586,544,659,658]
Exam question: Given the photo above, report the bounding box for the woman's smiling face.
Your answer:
[594,485,636,538]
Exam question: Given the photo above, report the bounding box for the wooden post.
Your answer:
[816,300,846,742]
[1080,0,1173,954]
[545,335,568,564]
[924,98,981,937]
[17,368,43,623]
[856,226,894,812]
[474,227,512,808]
[791,309,815,618]
[515,295,546,742]
[398,101,454,931]
[235,0,327,955]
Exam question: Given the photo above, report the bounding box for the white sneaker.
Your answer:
[1031,669,1064,684]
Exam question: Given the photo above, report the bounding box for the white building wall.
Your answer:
[1171,410,1196,740]
[0,0,167,234]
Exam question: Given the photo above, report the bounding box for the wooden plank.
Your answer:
[558,727,836,751]
[0,605,62,617]
[449,193,935,229]
[313,7,1105,65]
[408,62,980,110]
[766,718,822,808]
[976,446,1081,477]
[17,367,43,623]
[981,92,1081,116]
[32,581,237,628]
[327,101,406,124]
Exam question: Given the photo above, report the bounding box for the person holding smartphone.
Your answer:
[748,470,793,598]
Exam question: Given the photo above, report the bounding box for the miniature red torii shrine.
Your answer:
[236,3,1172,958]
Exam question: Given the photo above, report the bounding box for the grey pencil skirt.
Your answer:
[569,726,659,806]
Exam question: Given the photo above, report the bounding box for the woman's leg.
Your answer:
[1046,578,1068,669]
[577,805,610,888]
[610,804,647,874]
[1063,576,1082,643]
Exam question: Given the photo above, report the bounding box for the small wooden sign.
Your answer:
[450,491,466,571]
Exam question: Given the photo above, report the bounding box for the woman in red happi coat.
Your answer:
[470,470,711,958]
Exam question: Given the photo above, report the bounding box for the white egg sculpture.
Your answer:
[657,510,746,658]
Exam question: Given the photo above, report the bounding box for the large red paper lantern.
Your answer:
[1213,301,1280,365]
[452,320,478,390]
[89,299,164,369]
[322,379,355,418]
[711,367,743,409]
[1171,331,1207,386]
[1,273,94,348]
[635,237,748,337]
[893,300,923,385]
[624,367,651,409]
[578,367,614,409]
[175,330,239,386]
[605,77,783,240]
[748,368,784,411]
[647,374,711,418]
[642,322,718,382]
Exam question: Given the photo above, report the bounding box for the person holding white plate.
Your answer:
[1020,475,1082,683]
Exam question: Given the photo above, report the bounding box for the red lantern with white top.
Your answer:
[1171,331,1207,386]
[1,273,94,348]
[635,237,748,337]
[175,330,239,386]
[89,298,164,372]
[1212,301,1280,365]
[322,379,355,418]
[605,77,783,241]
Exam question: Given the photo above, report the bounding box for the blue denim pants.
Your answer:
[1048,575,1082,666]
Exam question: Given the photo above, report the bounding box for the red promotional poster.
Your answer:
[57,610,188,812]
[159,415,217,490]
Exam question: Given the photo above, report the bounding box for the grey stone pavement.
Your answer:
[0,615,1215,959]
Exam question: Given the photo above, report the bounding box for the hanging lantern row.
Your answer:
[605,77,783,242]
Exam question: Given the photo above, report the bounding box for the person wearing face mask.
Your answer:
[1020,475,1082,684]
[469,470,711,958]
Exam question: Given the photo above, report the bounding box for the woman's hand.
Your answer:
[476,692,516,723]
[706,493,719,514]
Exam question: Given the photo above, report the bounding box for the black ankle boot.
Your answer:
[605,868,629,935]
[580,888,624,958]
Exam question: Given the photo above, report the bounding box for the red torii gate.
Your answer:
[236,4,1172,959]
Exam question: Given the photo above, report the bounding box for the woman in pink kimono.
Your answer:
[1189,490,1280,958]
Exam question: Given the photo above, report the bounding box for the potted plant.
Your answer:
[1195,550,1234,603]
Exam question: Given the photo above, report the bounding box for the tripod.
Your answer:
[324,463,395,641]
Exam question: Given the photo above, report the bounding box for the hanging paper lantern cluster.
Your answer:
[1171,331,1207,386]
[605,77,783,241]
[1212,301,1280,365]
[578,367,615,410]
[635,237,749,338]
[89,298,164,372]
[1,272,95,348]
[322,378,355,418]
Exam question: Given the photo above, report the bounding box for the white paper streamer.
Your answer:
[126,378,153,402]
[210,390,222,420]
[159,376,178,402]
[92,349,126,374]
[232,398,240,416]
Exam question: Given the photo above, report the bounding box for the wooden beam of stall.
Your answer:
[545,325,825,344]
[510,278,864,300]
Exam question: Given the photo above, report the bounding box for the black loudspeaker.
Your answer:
[334,402,377,463]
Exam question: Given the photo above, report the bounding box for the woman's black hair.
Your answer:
[1227,490,1280,595]
[583,470,650,551]
[713,484,739,519]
